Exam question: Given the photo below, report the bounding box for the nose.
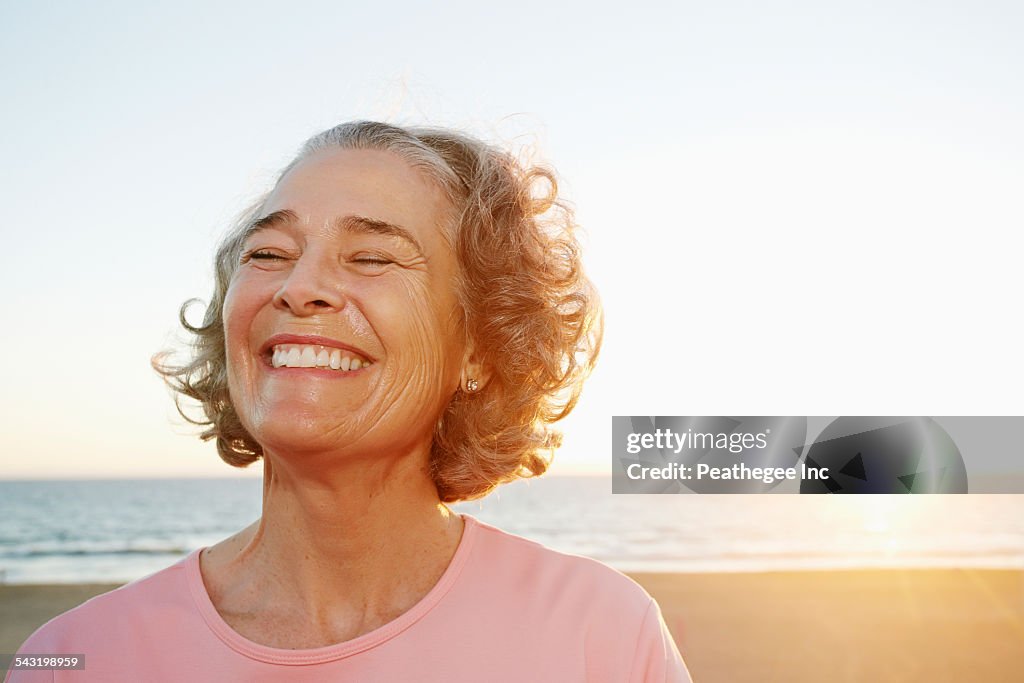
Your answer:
[272,250,349,316]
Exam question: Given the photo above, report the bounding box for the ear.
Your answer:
[459,337,492,393]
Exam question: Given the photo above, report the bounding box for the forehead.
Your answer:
[259,147,454,242]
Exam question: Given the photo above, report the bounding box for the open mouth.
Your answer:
[267,344,373,372]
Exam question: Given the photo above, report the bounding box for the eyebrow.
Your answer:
[242,209,424,254]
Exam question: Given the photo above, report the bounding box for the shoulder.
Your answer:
[462,514,654,623]
[458,515,693,680]
[12,551,195,655]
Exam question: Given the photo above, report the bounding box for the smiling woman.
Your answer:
[219,144,472,483]
[6,121,691,682]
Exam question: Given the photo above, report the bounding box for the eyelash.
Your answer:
[247,250,283,261]
[352,255,393,266]
[240,250,393,267]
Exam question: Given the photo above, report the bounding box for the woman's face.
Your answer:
[222,148,466,464]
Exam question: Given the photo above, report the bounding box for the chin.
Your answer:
[252,412,354,455]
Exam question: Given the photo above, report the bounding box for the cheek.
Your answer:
[362,276,462,380]
[220,290,247,395]
[222,273,272,342]
[221,284,250,361]
[407,279,460,364]
[221,276,269,394]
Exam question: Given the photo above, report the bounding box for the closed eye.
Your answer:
[240,249,287,264]
[352,256,393,266]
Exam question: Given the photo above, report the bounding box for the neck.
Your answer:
[205,444,465,632]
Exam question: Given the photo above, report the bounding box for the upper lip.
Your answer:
[259,334,375,362]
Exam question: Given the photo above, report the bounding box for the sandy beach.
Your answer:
[3,569,1023,682]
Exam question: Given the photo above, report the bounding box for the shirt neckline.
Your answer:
[185,511,479,665]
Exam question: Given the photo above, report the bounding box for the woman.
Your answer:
[8,121,692,682]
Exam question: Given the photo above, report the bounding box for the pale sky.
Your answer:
[1,0,1021,479]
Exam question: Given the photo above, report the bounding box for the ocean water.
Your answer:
[0,477,1022,584]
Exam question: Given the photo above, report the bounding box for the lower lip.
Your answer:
[260,355,372,378]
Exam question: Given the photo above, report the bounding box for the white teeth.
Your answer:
[269,344,372,371]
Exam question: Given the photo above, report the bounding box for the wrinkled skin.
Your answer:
[222,148,471,472]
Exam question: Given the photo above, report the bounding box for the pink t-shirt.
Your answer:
[6,513,692,682]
